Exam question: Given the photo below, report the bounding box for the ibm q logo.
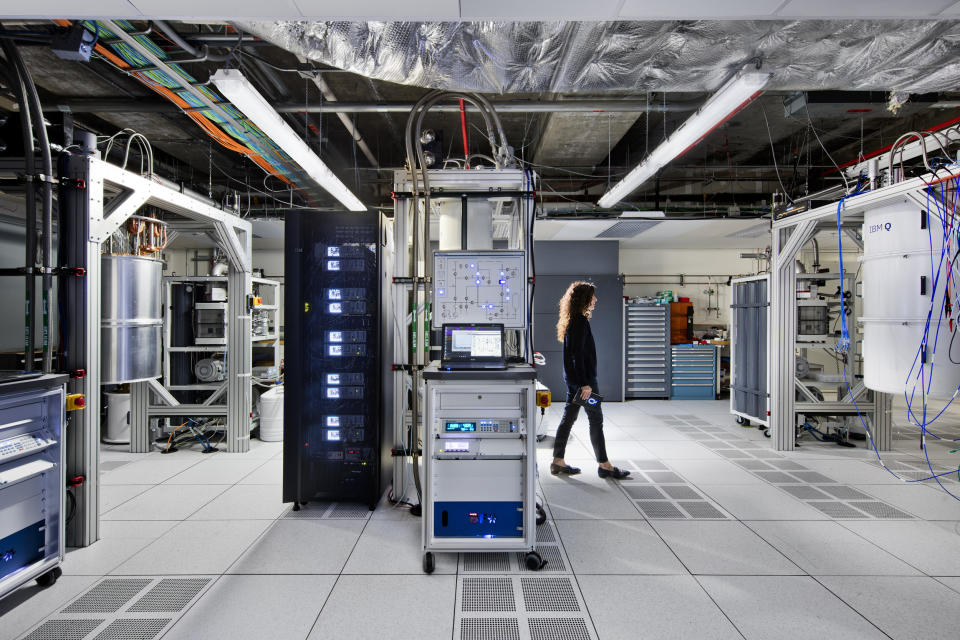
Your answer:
[868,222,892,233]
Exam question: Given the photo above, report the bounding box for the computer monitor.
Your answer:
[441,324,505,366]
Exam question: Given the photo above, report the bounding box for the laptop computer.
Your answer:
[440,324,507,370]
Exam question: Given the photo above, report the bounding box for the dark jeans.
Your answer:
[552,383,608,464]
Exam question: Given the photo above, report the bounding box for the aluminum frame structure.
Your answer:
[765,178,954,451]
[60,153,252,547]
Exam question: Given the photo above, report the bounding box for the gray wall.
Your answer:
[533,241,623,402]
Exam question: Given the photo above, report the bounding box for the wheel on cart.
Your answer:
[535,504,547,526]
[524,551,545,571]
[736,416,750,426]
[35,567,62,588]
[763,428,771,438]
[423,552,435,574]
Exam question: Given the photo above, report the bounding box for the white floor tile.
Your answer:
[342,518,456,574]
[101,484,228,521]
[237,458,282,484]
[539,474,644,520]
[698,575,888,640]
[840,520,960,575]
[188,484,290,520]
[0,575,99,640]
[695,484,829,520]
[164,574,336,640]
[62,538,155,576]
[97,520,179,540]
[556,519,687,574]
[747,521,921,576]
[578,575,742,640]
[642,441,720,460]
[99,484,153,514]
[111,519,273,575]
[666,459,766,485]
[99,457,204,485]
[307,575,455,640]
[817,576,960,640]
[163,458,269,485]
[652,520,802,575]
[229,519,366,574]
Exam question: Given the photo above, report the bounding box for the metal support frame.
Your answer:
[61,154,251,547]
[767,177,946,452]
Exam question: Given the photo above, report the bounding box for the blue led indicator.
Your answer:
[498,279,506,285]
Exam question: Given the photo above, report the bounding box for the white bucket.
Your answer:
[258,386,284,442]
[103,391,131,444]
[860,202,960,399]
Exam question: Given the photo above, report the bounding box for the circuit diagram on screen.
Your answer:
[433,252,526,327]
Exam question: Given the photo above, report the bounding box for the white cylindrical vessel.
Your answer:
[258,386,284,442]
[860,202,960,398]
[103,391,131,444]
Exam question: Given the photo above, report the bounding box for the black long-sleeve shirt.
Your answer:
[562,314,598,388]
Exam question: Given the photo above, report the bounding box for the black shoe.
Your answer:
[550,463,581,476]
[598,466,631,480]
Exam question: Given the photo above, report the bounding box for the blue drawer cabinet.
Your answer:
[670,345,718,400]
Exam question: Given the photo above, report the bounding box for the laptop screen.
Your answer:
[442,324,505,362]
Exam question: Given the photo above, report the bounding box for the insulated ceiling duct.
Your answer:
[240,20,960,94]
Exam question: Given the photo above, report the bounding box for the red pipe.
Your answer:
[459,98,469,167]
[825,112,960,176]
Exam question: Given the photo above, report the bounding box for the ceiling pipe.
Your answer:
[47,99,697,114]
[152,20,201,57]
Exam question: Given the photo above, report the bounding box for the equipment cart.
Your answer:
[421,364,543,573]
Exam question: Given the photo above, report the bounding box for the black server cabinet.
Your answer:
[284,211,387,509]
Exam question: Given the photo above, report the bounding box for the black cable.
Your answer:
[65,488,77,524]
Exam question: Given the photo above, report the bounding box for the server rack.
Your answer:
[730,274,770,427]
[623,302,671,399]
[283,211,390,509]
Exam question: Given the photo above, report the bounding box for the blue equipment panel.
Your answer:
[433,501,524,538]
[0,520,44,580]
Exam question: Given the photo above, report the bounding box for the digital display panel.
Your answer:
[445,422,477,432]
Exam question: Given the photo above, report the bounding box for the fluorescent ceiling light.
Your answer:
[212,69,366,212]
[598,70,770,209]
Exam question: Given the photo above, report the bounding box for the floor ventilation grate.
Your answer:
[23,620,105,640]
[678,501,726,519]
[807,501,869,518]
[328,503,372,519]
[536,524,556,543]
[518,547,566,572]
[781,485,832,500]
[755,471,800,484]
[460,618,520,640]
[819,486,872,500]
[92,619,171,640]
[633,460,669,470]
[624,485,666,500]
[528,617,592,640]
[461,577,516,612]
[739,460,775,470]
[789,471,836,483]
[768,460,806,471]
[463,552,511,573]
[660,485,699,500]
[62,579,152,614]
[520,577,580,612]
[635,501,685,519]
[850,501,913,519]
[127,578,210,613]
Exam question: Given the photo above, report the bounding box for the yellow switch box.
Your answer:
[66,394,86,411]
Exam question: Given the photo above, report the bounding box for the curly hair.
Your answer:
[556,281,596,342]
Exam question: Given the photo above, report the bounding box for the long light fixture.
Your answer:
[598,70,770,209]
[212,69,366,211]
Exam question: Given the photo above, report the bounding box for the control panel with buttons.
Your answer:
[0,434,53,463]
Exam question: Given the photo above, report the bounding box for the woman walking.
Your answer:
[550,281,630,480]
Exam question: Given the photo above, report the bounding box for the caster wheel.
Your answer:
[763,428,771,438]
[536,434,546,442]
[423,552,435,574]
[524,551,545,571]
[536,504,547,526]
[36,567,62,588]
[736,416,750,427]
